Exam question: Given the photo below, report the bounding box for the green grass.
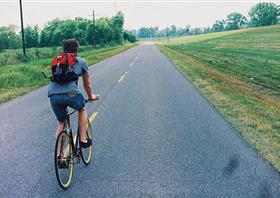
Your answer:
[0,43,138,103]
[0,45,96,66]
[156,25,280,171]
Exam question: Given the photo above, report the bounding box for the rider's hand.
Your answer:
[88,94,99,101]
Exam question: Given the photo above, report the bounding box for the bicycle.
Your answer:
[54,98,99,190]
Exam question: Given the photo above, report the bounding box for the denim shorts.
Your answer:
[49,93,86,122]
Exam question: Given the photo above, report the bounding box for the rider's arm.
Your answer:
[82,72,98,100]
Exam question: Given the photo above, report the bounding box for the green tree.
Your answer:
[39,18,61,47]
[170,25,177,36]
[112,11,124,29]
[138,27,150,38]
[249,2,280,27]
[123,31,137,43]
[0,25,21,51]
[95,17,113,44]
[190,27,203,35]
[86,22,94,45]
[212,20,226,32]
[176,27,185,36]
[24,25,39,48]
[40,18,92,47]
[51,20,79,44]
[226,12,247,30]
[185,25,191,35]
[111,11,125,44]
[203,27,211,34]
[148,27,158,38]
[75,17,91,45]
[38,12,126,47]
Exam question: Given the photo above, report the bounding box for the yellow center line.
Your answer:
[118,74,126,83]
[89,112,98,124]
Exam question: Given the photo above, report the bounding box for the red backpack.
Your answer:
[50,53,79,84]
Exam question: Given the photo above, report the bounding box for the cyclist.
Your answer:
[48,38,99,148]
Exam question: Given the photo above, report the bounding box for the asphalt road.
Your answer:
[0,44,279,197]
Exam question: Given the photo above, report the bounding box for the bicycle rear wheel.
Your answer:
[54,130,74,190]
[80,118,93,165]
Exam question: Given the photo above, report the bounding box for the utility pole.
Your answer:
[91,10,96,48]
[166,27,169,43]
[19,0,26,55]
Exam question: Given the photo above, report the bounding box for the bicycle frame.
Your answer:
[54,97,98,189]
[64,109,81,162]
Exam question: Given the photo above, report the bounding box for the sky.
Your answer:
[0,0,279,30]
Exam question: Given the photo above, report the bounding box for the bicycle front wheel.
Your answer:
[54,130,74,190]
[80,118,93,165]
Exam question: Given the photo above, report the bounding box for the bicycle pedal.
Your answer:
[57,159,69,169]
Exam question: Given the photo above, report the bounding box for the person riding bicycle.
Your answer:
[48,38,99,148]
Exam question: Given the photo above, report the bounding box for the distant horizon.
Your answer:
[1,0,279,31]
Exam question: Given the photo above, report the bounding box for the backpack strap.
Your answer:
[65,53,69,66]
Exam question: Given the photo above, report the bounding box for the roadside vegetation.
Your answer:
[0,43,138,104]
[0,10,138,104]
[0,11,136,52]
[137,2,279,39]
[156,25,280,170]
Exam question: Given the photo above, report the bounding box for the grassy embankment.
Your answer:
[156,25,280,170]
[0,43,138,103]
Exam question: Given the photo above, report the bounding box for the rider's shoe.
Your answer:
[80,138,92,148]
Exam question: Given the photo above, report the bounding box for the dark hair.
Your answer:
[62,38,79,53]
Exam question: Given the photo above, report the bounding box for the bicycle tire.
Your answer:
[54,130,74,190]
[80,118,93,165]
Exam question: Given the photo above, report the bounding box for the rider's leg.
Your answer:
[49,94,67,139]
[78,108,88,143]
[55,122,64,139]
[55,122,65,158]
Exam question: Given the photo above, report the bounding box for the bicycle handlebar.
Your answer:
[85,95,100,103]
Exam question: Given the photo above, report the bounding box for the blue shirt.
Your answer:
[48,56,89,96]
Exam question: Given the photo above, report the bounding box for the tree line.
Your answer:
[137,2,280,38]
[0,11,136,52]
